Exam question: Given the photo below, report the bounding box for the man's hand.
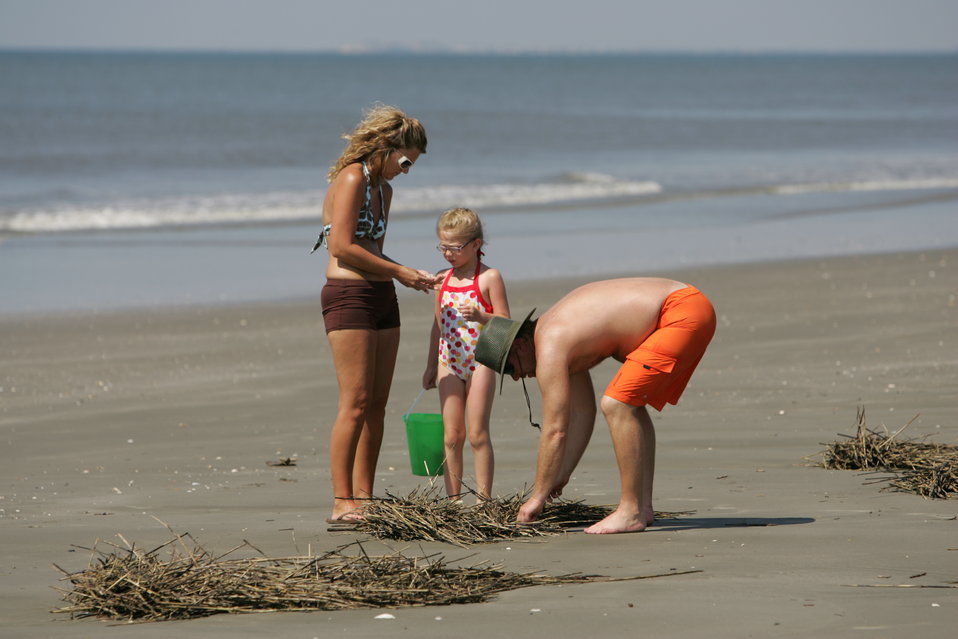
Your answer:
[548,478,568,500]
[517,496,547,523]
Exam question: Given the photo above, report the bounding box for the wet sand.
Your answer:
[1,248,956,637]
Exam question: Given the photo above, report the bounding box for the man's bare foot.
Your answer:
[584,509,650,534]
[642,506,655,527]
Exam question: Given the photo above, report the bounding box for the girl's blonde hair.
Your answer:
[437,207,484,242]
[327,103,427,182]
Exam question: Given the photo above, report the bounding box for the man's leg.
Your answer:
[584,397,655,534]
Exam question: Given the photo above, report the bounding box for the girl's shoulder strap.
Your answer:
[472,261,494,313]
[439,267,455,291]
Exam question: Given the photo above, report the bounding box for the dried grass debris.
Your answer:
[341,487,693,545]
[54,531,699,623]
[817,407,958,499]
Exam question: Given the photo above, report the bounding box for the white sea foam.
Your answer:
[2,194,323,233]
[770,177,958,195]
[398,176,662,211]
[4,175,957,234]
[0,174,663,233]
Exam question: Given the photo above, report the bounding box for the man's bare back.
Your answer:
[535,278,688,372]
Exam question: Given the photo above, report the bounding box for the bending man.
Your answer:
[475,278,716,534]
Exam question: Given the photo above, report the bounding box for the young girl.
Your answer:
[422,208,510,501]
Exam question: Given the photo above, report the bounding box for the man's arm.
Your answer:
[554,370,596,494]
[517,348,594,522]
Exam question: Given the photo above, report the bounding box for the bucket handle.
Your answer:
[403,388,427,419]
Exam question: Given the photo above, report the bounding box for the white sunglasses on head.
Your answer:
[397,155,414,170]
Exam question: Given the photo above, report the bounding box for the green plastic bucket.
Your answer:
[403,412,445,477]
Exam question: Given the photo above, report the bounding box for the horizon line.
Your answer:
[1,44,956,57]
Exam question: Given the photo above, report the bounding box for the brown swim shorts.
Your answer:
[321,279,401,334]
[604,285,716,411]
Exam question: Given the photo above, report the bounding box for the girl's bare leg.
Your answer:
[465,365,497,500]
[437,366,466,497]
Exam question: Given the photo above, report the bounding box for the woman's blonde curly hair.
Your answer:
[327,104,427,183]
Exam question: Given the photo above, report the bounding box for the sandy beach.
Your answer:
[2,248,956,637]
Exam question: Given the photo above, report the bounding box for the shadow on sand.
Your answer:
[649,516,815,532]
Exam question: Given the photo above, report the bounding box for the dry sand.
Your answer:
[2,249,956,637]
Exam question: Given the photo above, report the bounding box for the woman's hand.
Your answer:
[425,271,443,289]
[396,267,436,292]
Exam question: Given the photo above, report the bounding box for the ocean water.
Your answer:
[1,51,957,314]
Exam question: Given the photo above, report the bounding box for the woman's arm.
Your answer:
[326,169,432,290]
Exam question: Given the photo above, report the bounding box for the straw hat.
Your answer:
[476,309,536,390]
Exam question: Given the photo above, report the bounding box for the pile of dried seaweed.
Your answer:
[819,408,958,498]
[54,532,697,623]
[344,487,692,546]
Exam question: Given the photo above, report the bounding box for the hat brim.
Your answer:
[475,309,535,393]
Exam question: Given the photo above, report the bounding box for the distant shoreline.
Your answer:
[2,48,956,57]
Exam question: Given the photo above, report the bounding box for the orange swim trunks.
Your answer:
[604,285,716,411]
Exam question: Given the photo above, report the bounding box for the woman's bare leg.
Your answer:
[352,327,400,499]
[326,328,376,520]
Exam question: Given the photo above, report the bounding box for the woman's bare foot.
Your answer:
[584,507,652,534]
[326,511,364,525]
[329,498,365,524]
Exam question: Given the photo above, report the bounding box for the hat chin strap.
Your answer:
[521,379,540,430]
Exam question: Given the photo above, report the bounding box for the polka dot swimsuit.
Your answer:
[438,262,494,381]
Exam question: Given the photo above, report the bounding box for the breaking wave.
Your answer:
[2,173,956,234]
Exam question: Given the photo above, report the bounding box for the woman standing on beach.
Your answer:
[314,104,436,523]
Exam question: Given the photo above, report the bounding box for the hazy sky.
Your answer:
[1,0,956,53]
